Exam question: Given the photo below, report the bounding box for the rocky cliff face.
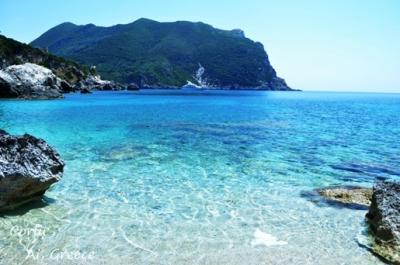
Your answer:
[0,63,65,99]
[0,130,64,212]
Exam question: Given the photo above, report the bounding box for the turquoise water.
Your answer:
[0,90,399,264]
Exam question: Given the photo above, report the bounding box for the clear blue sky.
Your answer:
[1,0,399,92]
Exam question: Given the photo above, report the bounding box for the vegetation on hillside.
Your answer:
[31,19,290,89]
[0,35,94,83]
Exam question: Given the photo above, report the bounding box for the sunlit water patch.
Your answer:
[0,90,399,264]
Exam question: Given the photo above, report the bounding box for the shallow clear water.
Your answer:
[0,90,399,264]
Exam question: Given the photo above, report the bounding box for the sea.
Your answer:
[0,90,399,264]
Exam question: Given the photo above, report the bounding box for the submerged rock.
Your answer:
[317,186,372,207]
[366,181,400,264]
[0,130,64,212]
[0,63,64,99]
[302,186,372,209]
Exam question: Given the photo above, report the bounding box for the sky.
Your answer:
[0,0,399,92]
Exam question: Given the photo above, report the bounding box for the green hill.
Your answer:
[0,35,93,84]
[31,18,291,89]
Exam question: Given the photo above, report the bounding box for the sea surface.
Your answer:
[0,90,399,265]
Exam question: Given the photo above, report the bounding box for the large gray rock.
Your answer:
[366,181,400,264]
[0,63,64,99]
[0,130,64,212]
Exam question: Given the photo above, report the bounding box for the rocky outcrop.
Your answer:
[0,130,64,212]
[0,63,64,99]
[74,75,121,92]
[366,181,400,264]
[59,79,74,93]
[317,186,372,207]
[302,186,372,209]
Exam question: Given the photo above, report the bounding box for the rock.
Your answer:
[366,181,400,264]
[127,83,139,91]
[102,83,114,90]
[80,87,91,94]
[60,79,74,93]
[0,63,64,99]
[73,81,84,91]
[80,75,114,91]
[0,130,64,212]
[82,75,100,88]
[317,186,372,207]
[75,75,122,92]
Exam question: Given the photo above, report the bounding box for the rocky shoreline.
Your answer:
[316,186,372,208]
[315,182,400,264]
[0,63,131,99]
[0,63,298,100]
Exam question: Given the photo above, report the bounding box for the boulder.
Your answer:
[0,130,64,212]
[366,181,400,264]
[0,63,64,99]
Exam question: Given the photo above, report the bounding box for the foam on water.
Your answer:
[0,90,399,264]
[251,229,288,247]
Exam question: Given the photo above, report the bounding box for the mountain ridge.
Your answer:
[31,18,292,90]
